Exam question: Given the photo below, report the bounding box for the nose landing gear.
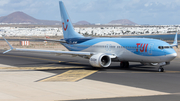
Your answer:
[158,62,170,72]
[158,66,164,72]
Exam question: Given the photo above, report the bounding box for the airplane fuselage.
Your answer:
[62,37,177,63]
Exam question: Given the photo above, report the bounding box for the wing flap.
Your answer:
[15,48,117,58]
[15,48,92,56]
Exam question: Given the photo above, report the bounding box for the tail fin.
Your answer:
[171,32,178,48]
[59,1,84,39]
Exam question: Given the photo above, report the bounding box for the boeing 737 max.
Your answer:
[2,1,178,72]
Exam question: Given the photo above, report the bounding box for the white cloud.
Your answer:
[0,0,9,6]
[0,9,6,15]
[0,0,180,25]
[0,0,9,15]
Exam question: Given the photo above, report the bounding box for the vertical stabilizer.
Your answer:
[171,32,178,48]
[59,1,84,39]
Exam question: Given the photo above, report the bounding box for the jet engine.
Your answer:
[89,53,111,68]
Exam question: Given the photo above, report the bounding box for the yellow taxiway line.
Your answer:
[39,70,98,82]
[0,66,84,70]
[0,54,84,69]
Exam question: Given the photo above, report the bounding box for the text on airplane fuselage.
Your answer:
[136,43,148,52]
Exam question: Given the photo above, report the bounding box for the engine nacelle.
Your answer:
[89,53,111,68]
[150,63,159,66]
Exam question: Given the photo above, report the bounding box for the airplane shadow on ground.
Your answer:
[107,64,158,72]
[13,61,159,73]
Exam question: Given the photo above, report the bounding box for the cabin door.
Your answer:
[148,43,154,55]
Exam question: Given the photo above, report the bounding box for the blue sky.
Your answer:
[0,0,180,25]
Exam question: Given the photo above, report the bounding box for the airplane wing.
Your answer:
[2,36,116,58]
[14,48,92,56]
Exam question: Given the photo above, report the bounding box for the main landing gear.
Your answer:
[120,61,129,68]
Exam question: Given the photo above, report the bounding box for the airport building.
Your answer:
[0,25,179,37]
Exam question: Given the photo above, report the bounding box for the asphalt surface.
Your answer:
[0,50,180,101]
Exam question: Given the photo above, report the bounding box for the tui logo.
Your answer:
[62,19,69,31]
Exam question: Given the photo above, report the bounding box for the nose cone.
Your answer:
[168,53,177,58]
[162,48,177,61]
[166,52,177,61]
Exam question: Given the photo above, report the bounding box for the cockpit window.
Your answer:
[158,46,172,49]
[158,46,163,49]
[164,46,170,49]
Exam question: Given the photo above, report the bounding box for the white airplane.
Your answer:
[2,1,178,72]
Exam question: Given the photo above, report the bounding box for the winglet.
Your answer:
[171,32,178,48]
[2,35,14,54]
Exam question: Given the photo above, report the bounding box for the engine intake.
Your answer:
[89,53,111,68]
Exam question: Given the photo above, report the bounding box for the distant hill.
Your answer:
[75,20,91,25]
[108,19,136,25]
[0,11,61,25]
[0,11,138,26]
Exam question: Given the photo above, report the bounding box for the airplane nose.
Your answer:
[170,53,177,57]
[167,53,177,60]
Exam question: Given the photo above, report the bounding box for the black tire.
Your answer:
[120,62,129,68]
[120,62,125,68]
[158,67,164,72]
[125,62,129,68]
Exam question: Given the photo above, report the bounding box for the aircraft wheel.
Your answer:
[158,67,164,72]
[120,62,129,68]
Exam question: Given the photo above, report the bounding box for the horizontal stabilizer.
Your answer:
[38,39,66,43]
[2,35,14,54]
